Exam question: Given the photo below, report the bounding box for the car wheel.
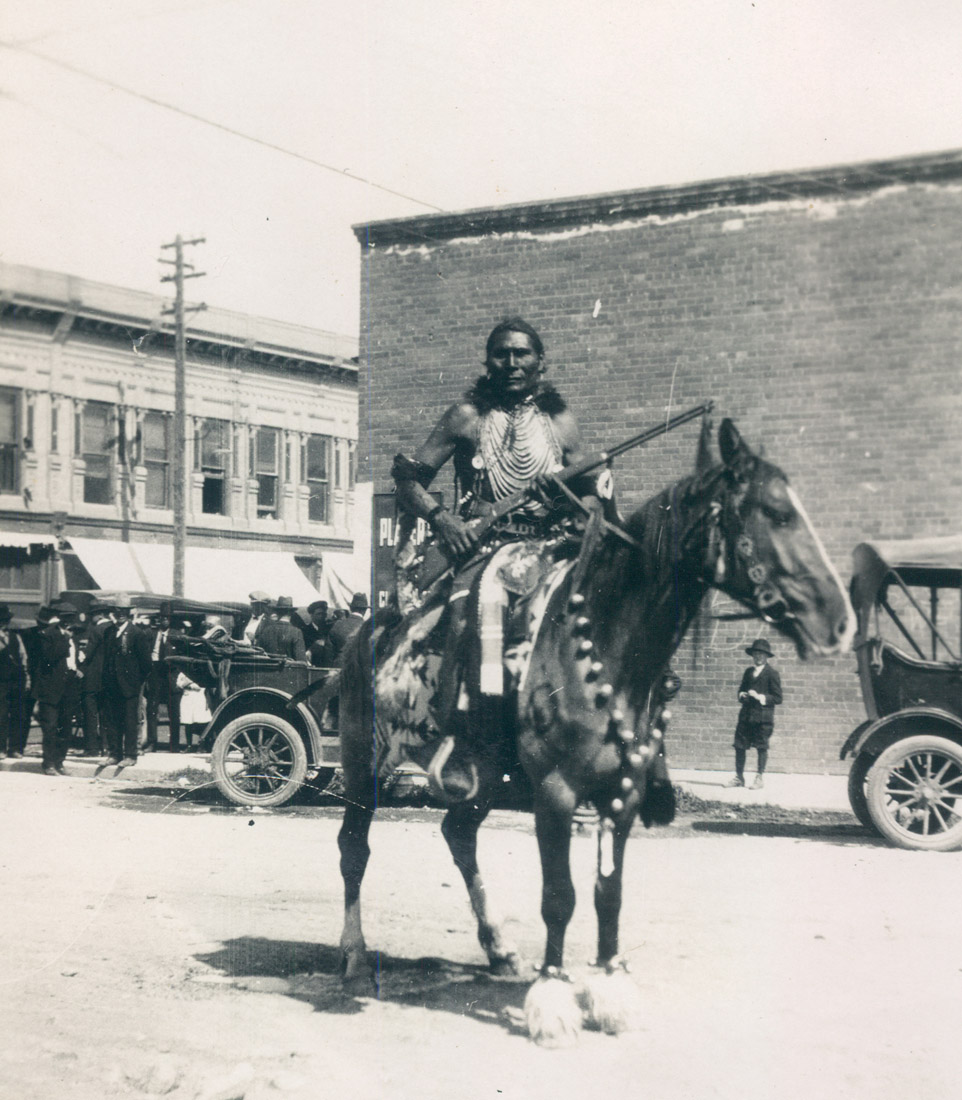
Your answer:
[846,752,878,831]
[866,734,962,851]
[211,712,308,807]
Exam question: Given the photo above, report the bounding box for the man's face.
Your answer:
[485,331,543,400]
[752,651,767,667]
[312,608,327,625]
[252,602,267,617]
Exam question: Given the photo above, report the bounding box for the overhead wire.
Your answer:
[0,39,444,212]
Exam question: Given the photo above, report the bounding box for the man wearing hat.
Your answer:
[255,597,306,661]
[78,599,113,757]
[300,600,330,665]
[323,593,369,669]
[243,591,271,647]
[0,603,30,760]
[34,602,83,776]
[728,638,783,790]
[100,593,153,766]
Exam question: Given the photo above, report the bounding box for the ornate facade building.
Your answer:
[0,262,359,616]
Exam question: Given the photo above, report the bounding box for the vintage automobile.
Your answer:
[840,538,962,851]
[166,627,340,807]
[59,589,339,806]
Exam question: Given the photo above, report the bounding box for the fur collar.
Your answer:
[465,376,567,416]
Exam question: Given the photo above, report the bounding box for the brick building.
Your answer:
[354,149,962,774]
[0,262,360,617]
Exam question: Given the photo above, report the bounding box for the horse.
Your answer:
[335,418,854,1045]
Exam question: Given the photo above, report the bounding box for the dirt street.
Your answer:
[1,769,959,1100]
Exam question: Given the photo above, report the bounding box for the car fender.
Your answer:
[208,686,324,762]
[848,707,962,760]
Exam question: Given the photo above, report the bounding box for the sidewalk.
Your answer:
[0,746,213,786]
[2,745,854,815]
[671,768,851,813]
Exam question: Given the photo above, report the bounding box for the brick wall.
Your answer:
[357,162,962,774]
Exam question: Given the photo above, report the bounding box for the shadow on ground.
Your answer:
[194,937,530,1033]
[689,818,885,846]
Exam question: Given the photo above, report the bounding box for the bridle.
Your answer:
[693,468,795,627]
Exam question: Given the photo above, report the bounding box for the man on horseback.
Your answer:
[391,317,603,801]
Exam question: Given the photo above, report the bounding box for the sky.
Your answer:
[1,0,961,340]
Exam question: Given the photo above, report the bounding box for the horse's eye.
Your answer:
[763,504,794,527]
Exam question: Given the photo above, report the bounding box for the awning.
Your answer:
[315,549,365,609]
[0,532,58,549]
[65,538,321,605]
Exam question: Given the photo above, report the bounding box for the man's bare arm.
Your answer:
[394,402,481,557]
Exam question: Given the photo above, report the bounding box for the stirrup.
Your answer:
[426,735,480,804]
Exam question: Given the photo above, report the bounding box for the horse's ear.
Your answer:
[695,412,715,475]
[718,418,752,473]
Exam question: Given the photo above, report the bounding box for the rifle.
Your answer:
[419,400,714,591]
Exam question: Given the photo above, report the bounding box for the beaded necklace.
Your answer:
[477,396,563,501]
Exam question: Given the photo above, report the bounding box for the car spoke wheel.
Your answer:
[846,752,878,831]
[866,735,962,851]
[212,712,308,807]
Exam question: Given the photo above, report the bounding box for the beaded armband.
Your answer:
[391,453,436,488]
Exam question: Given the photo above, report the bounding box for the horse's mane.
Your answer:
[620,463,726,585]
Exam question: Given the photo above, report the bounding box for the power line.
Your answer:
[0,40,444,212]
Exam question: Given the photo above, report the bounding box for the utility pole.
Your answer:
[159,235,205,597]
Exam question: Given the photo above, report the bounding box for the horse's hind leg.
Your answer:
[338,800,375,992]
[441,802,521,975]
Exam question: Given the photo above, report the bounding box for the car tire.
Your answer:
[865,734,962,852]
[846,752,878,831]
[211,712,308,807]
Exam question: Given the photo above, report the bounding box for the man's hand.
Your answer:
[432,509,481,557]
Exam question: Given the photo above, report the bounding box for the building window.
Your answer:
[252,427,279,518]
[142,411,170,509]
[348,440,356,489]
[302,433,330,523]
[195,418,230,515]
[0,390,18,493]
[77,401,114,504]
[0,558,41,593]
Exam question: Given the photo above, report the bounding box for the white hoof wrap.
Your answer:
[578,964,643,1035]
[524,972,582,1048]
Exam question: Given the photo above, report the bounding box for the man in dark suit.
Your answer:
[0,603,30,759]
[100,593,154,766]
[78,599,112,757]
[323,593,368,668]
[256,596,307,661]
[300,600,329,665]
[34,602,83,776]
[18,609,45,759]
[145,604,185,752]
[728,637,783,790]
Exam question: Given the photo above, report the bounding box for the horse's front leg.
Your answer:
[441,801,522,975]
[524,775,583,1046]
[580,814,644,1034]
[337,800,376,993]
[594,814,631,965]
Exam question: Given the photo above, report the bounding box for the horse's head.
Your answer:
[708,419,854,659]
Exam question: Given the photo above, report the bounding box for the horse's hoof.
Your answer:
[489,952,524,978]
[577,966,643,1035]
[340,952,378,998]
[523,972,582,1048]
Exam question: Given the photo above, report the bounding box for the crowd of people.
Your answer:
[0,588,369,776]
